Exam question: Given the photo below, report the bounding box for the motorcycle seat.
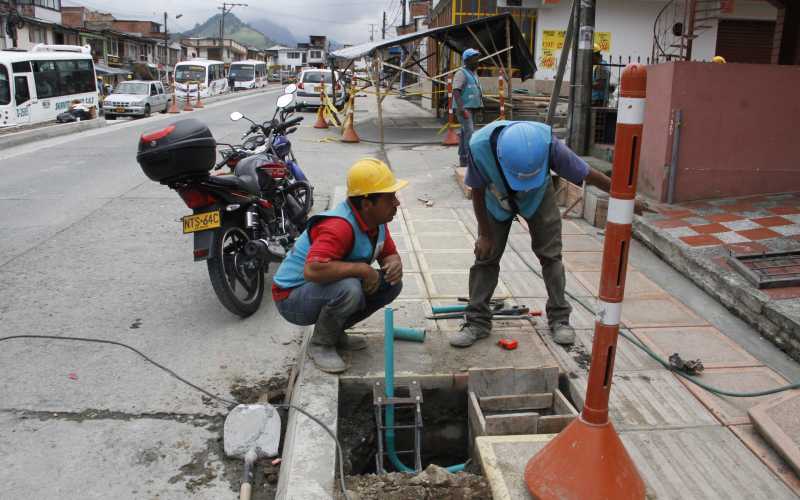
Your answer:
[206,175,252,192]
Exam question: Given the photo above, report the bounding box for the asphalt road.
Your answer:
[0,86,380,499]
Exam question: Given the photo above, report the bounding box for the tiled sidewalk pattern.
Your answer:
[368,148,799,496]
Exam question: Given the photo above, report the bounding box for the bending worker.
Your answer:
[272,159,407,373]
[452,48,483,169]
[450,121,614,348]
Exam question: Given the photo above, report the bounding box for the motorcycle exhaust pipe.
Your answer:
[284,193,307,226]
[245,239,286,260]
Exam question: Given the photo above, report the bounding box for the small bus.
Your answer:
[174,59,227,99]
[0,44,98,128]
[228,60,268,90]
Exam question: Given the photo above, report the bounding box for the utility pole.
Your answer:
[401,0,406,27]
[219,3,247,61]
[163,13,183,80]
[368,23,377,42]
[570,0,595,154]
[382,12,386,40]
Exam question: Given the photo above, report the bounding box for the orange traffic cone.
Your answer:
[193,83,204,109]
[442,76,460,146]
[341,95,360,143]
[167,84,180,114]
[182,91,193,112]
[313,88,329,129]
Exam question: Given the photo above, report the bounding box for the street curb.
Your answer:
[632,217,800,362]
[0,118,107,150]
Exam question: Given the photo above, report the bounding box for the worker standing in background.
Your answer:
[592,44,611,107]
[452,48,484,168]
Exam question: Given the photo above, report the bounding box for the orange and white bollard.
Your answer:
[498,70,506,120]
[167,79,180,114]
[182,85,194,112]
[442,75,460,146]
[523,64,648,500]
[193,82,204,109]
[313,86,329,129]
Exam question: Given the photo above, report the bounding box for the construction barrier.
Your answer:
[193,82,204,109]
[182,87,194,112]
[523,64,648,500]
[341,85,360,143]
[498,70,506,120]
[167,79,180,114]
[313,86,328,129]
[442,75,460,146]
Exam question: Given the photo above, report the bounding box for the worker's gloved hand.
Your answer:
[362,266,381,295]
[474,235,493,260]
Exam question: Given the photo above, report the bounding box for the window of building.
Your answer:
[310,50,322,59]
[29,26,48,44]
[108,39,119,56]
[287,51,300,59]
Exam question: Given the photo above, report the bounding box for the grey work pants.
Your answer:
[456,109,476,167]
[465,182,571,331]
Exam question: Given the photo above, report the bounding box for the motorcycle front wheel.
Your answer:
[207,223,265,317]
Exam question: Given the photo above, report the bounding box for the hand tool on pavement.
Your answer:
[498,338,519,350]
[426,305,539,320]
[224,404,282,500]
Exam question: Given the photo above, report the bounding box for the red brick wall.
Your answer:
[410,0,430,19]
[639,61,800,202]
[60,7,86,27]
[112,21,160,35]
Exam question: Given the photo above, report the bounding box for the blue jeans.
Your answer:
[275,275,402,346]
[457,109,476,167]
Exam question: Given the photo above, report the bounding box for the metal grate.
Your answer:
[728,250,800,289]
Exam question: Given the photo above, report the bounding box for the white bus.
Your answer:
[174,59,227,99]
[0,44,98,128]
[228,60,268,90]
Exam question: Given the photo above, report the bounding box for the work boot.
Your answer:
[550,321,576,345]
[337,334,368,351]
[448,323,490,347]
[308,343,347,373]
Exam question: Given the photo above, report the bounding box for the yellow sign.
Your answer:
[539,30,612,70]
[594,32,612,52]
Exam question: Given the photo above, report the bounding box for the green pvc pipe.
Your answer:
[431,304,467,314]
[393,326,426,342]
[383,307,467,475]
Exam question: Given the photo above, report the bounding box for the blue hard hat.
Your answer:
[496,122,550,192]
[462,48,480,61]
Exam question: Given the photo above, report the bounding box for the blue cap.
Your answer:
[462,48,480,61]
[496,122,550,192]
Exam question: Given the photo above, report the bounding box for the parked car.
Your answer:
[103,80,170,120]
[295,69,346,108]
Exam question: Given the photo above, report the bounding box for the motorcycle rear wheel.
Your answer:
[207,223,264,317]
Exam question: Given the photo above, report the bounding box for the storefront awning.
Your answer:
[95,64,130,76]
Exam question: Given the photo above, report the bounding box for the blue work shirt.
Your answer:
[464,127,590,190]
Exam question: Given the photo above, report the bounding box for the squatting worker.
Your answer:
[272,159,408,373]
[449,121,614,348]
[452,48,483,169]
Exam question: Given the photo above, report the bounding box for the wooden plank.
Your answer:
[485,412,540,435]
[479,393,553,412]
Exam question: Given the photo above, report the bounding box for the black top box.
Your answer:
[136,118,216,184]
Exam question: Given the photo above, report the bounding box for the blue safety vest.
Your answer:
[453,67,483,110]
[272,201,386,290]
[469,120,552,221]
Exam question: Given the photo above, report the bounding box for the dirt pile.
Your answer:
[341,464,491,500]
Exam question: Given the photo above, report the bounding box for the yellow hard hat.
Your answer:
[347,158,409,197]
[712,55,726,64]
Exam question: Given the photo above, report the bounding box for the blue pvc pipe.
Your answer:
[431,304,468,314]
[384,307,467,475]
[393,326,426,342]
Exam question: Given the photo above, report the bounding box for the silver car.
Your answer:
[103,80,171,120]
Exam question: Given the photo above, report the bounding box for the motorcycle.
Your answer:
[136,89,313,317]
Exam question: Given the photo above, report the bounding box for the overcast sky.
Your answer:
[62,0,407,45]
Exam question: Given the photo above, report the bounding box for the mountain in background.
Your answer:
[182,13,276,49]
[246,18,298,47]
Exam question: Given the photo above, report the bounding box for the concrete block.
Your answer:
[582,184,609,228]
[677,367,789,426]
[729,424,800,496]
[749,390,800,478]
[349,299,433,333]
[485,412,540,435]
[632,326,763,369]
[479,393,553,412]
[0,118,106,150]
[468,366,559,397]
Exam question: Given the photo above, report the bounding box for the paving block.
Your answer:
[569,369,718,430]
[573,271,669,299]
[500,271,549,297]
[632,326,763,369]
[392,233,411,252]
[562,251,605,271]
[387,217,407,235]
[561,219,586,235]
[417,250,475,272]
[349,299,433,333]
[500,250,538,272]
[397,272,428,299]
[424,271,510,299]
[619,296,709,328]
[730,424,800,496]
[748,390,800,476]
[678,366,789,425]
[561,234,604,252]
[397,251,420,273]
[520,296,599,329]
[412,232,474,251]
[403,207,459,221]
[454,167,472,199]
[406,218,469,235]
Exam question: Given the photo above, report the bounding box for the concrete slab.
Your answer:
[749,390,800,476]
[424,271,511,299]
[541,328,662,376]
[406,218,469,235]
[500,251,538,272]
[345,330,559,379]
[678,367,789,425]
[397,251,420,273]
[562,251,605,271]
[561,219,586,235]
[520,296,600,329]
[632,326,763,369]
[569,369,718,430]
[417,250,475,272]
[397,272,428,299]
[619,296,709,329]
[500,270,549,297]
[349,299,433,333]
[730,424,800,496]
[403,207,459,221]
[477,427,798,500]
[412,232,474,251]
[561,234,605,252]
[573,271,669,299]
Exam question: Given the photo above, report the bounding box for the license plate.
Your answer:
[115,107,125,113]
[313,85,320,93]
[182,211,221,234]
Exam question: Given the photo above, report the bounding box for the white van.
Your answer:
[0,44,98,128]
[229,60,267,90]
[295,69,346,108]
[174,59,227,99]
